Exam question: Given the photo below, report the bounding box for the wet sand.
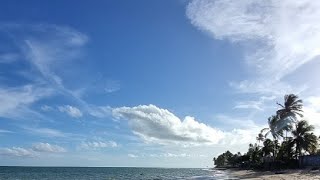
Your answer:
[228,168,320,179]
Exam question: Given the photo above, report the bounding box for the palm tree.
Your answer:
[291,120,318,158]
[277,138,295,161]
[277,94,303,142]
[261,115,284,158]
[261,139,274,156]
[256,133,265,146]
[261,115,283,140]
[277,94,303,121]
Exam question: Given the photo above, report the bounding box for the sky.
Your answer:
[1,0,320,168]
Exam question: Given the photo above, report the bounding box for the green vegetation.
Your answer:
[213,94,319,170]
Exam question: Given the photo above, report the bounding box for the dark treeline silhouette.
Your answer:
[213,94,319,170]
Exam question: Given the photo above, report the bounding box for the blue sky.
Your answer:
[1,0,320,168]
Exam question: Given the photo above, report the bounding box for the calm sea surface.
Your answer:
[0,167,238,180]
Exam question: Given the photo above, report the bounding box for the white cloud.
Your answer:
[80,141,118,150]
[128,154,138,158]
[24,127,67,138]
[187,0,320,81]
[129,152,208,159]
[40,105,53,111]
[113,104,224,145]
[88,106,112,118]
[0,129,13,133]
[234,95,276,111]
[187,0,320,103]
[229,80,307,96]
[104,79,120,93]
[0,23,93,116]
[0,147,36,158]
[112,104,259,146]
[32,142,66,153]
[0,85,52,119]
[301,96,320,135]
[58,105,83,118]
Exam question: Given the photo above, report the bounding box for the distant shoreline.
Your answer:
[226,168,320,179]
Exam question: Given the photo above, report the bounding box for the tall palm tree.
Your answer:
[277,94,303,121]
[261,115,284,157]
[261,115,283,140]
[291,120,318,158]
[276,94,303,141]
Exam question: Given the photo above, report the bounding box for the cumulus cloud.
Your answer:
[58,105,83,118]
[0,147,36,158]
[187,0,320,97]
[80,141,118,150]
[112,104,258,146]
[113,104,224,145]
[32,143,66,153]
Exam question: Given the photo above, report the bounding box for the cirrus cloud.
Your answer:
[32,142,66,153]
[58,105,83,118]
[187,0,320,97]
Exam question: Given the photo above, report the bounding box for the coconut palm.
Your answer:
[277,94,303,120]
[291,120,318,158]
[276,94,303,142]
[261,139,274,156]
[277,138,295,161]
[261,115,283,140]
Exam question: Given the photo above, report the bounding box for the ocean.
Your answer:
[0,167,237,180]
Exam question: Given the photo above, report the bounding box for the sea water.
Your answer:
[0,167,238,180]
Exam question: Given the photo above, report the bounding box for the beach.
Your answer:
[228,168,320,180]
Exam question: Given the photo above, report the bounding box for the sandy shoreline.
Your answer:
[227,168,320,180]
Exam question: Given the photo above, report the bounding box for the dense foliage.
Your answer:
[213,94,319,169]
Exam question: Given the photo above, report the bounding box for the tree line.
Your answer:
[213,94,319,169]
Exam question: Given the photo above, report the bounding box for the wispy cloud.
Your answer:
[0,143,66,158]
[187,0,320,95]
[0,84,53,119]
[128,154,138,158]
[0,147,37,158]
[128,153,208,159]
[32,142,66,153]
[40,105,54,112]
[23,127,67,138]
[80,141,118,150]
[0,129,13,133]
[0,24,93,117]
[104,79,120,93]
[233,96,276,111]
[58,105,83,118]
